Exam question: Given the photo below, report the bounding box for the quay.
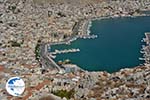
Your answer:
[49,34,97,46]
[40,44,62,71]
[38,19,97,72]
[50,48,80,55]
[140,32,150,64]
[39,43,84,73]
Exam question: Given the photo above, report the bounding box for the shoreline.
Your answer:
[50,13,150,46]
[44,14,150,73]
[84,13,150,37]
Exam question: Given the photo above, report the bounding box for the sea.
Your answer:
[51,16,150,73]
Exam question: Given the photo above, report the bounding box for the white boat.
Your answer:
[140,50,145,53]
[139,58,145,60]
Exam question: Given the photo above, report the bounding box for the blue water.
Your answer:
[51,16,150,73]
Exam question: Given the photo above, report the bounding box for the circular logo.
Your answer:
[6,77,25,96]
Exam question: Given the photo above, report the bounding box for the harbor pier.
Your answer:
[50,48,80,55]
[78,34,98,39]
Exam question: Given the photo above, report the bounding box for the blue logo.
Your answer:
[6,77,25,96]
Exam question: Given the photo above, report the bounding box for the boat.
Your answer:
[139,57,145,60]
[140,50,145,53]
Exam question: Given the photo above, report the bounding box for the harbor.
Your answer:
[38,17,99,73]
[51,16,150,73]
[40,43,84,74]
[1,0,150,99]
[40,16,150,73]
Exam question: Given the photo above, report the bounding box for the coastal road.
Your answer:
[40,44,61,71]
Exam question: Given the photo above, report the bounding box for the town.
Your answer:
[0,0,150,100]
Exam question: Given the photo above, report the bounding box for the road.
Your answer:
[40,43,61,71]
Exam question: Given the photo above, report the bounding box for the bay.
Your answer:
[51,16,150,73]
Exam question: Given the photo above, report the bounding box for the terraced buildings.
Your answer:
[0,0,150,99]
